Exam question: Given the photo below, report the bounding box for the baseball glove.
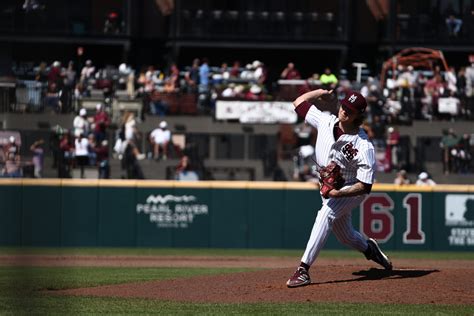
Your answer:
[319,161,345,198]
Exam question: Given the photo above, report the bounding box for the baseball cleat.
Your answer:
[364,238,393,270]
[286,267,311,288]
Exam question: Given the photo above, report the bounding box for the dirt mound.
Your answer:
[52,258,473,305]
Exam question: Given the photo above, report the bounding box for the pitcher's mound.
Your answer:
[56,261,473,305]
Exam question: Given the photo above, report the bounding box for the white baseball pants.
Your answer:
[301,193,368,267]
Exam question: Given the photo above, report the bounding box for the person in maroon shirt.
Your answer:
[229,60,241,78]
[386,126,401,171]
[93,103,110,143]
[280,62,301,80]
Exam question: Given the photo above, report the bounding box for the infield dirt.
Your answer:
[2,255,472,305]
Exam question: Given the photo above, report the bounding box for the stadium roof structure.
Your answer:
[380,47,449,87]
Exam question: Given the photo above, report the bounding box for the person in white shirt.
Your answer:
[74,133,89,178]
[73,108,89,138]
[415,172,436,186]
[149,121,171,160]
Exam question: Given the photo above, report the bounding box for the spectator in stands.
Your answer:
[95,139,110,179]
[309,72,321,83]
[245,84,265,101]
[466,61,474,119]
[413,72,428,119]
[122,140,145,179]
[93,103,110,143]
[149,89,169,116]
[184,58,200,93]
[126,67,136,99]
[94,67,113,98]
[252,60,267,84]
[421,74,439,120]
[425,74,446,119]
[22,0,43,11]
[449,133,471,174]
[87,133,97,166]
[164,63,180,93]
[240,63,255,80]
[139,66,156,93]
[229,60,241,78]
[74,81,85,101]
[123,111,139,142]
[149,120,171,160]
[114,112,143,162]
[213,62,230,84]
[175,155,199,181]
[384,91,402,123]
[62,61,76,112]
[398,65,416,121]
[199,58,210,93]
[416,172,436,186]
[74,133,89,178]
[386,126,400,171]
[73,108,90,138]
[58,132,73,178]
[456,67,468,117]
[48,61,62,87]
[445,14,462,38]
[233,84,245,98]
[360,77,373,98]
[137,67,148,92]
[394,169,410,185]
[35,62,48,83]
[221,83,237,98]
[104,11,122,34]
[365,84,384,122]
[117,63,135,99]
[445,66,458,95]
[320,67,338,89]
[280,62,301,80]
[80,60,95,91]
[3,136,19,162]
[2,136,21,178]
[371,115,386,148]
[458,133,473,173]
[30,139,44,178]
[440,128,460,174]
[44,82,62,113]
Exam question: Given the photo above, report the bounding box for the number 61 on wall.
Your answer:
[361,193,425,244]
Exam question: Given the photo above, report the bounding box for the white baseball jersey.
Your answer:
[305,106,375,185]
[299,104,375,267]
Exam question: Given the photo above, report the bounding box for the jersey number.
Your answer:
[361,193,425,244]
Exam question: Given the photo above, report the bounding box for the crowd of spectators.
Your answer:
[10,55,474,125]
[50,104,112,179]
[4,54,474,181]
[361,62,474,125]
[440,128,473,175]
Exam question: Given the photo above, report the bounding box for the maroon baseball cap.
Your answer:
[340,91,367,114]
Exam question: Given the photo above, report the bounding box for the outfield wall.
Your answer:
[1,179,473,251]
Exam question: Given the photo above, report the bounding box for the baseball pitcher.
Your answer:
[287,89,393,288]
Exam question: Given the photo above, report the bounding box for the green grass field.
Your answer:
[0,248,473,315]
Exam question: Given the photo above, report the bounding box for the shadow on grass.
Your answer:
[312,268,440,285]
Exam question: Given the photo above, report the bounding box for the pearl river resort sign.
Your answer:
[136,194,209,229]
